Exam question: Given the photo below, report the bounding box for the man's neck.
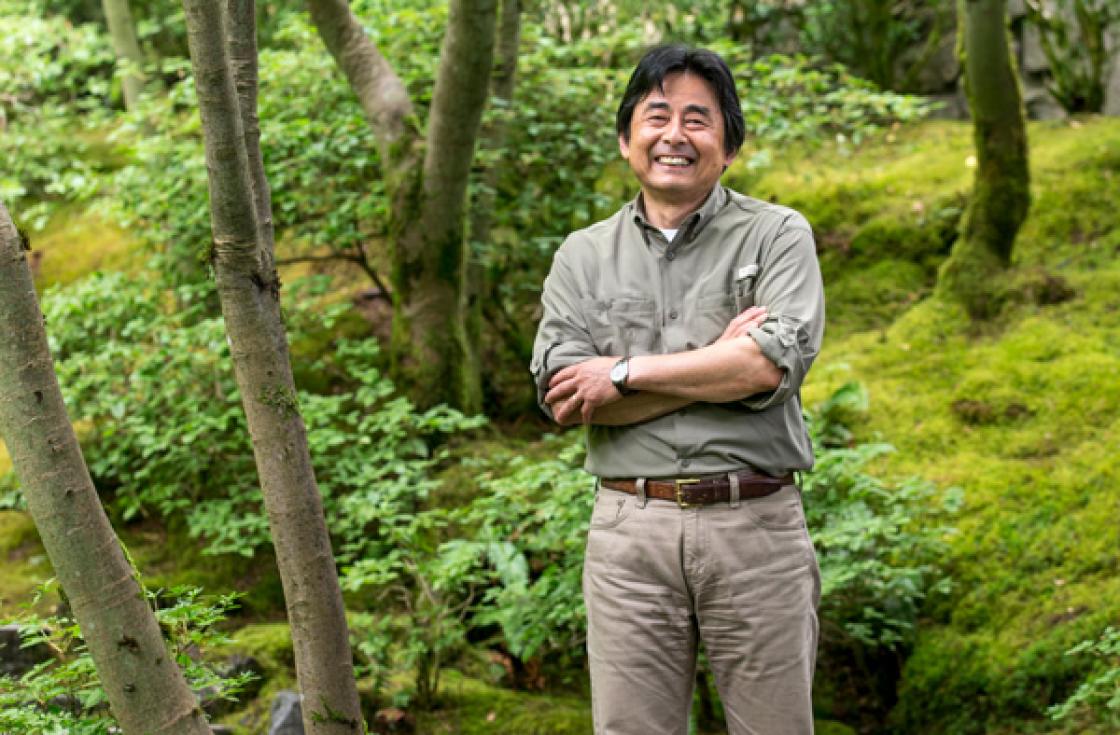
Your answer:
[639,189,713,229]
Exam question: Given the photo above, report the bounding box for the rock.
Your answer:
[374,707,414,733]
[0,624,52,678]
[269,690,304,735]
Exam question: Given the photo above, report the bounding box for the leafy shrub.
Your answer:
[0,581,252,734]
[0,12,115,223]
[26,272,482,559]
[1049,626,1120,727]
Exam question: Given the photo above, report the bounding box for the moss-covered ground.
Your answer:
[744,117,1120,733]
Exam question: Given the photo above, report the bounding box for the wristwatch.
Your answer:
[610,357,633,396]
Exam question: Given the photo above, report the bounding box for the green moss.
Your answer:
[795,116,1120,732]
[0,511,55,616]
[411,671,591,734]
[29,203,138,289]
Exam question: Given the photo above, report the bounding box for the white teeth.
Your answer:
[657,156,691,166]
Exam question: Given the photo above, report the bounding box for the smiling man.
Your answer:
[530,46,825,734]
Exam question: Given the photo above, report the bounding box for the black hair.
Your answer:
[616,45,745,157]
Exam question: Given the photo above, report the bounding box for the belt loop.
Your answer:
[728,471,740,509]
[636,478,648,509]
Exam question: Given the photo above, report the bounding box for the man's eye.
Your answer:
[686,118,706,126]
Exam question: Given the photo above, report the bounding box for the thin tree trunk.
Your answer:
[101,0,146,110]
[467,0,533,401]
[390,0,498,412]
[180,3,362,732]
[0,204,211,735]
[938,0,1030,318]
[304,0,416,159]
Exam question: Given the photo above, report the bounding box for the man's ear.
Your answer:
[618,133,630,161]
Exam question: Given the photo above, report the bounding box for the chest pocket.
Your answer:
[685,293,736,350]
[582,297,660,356]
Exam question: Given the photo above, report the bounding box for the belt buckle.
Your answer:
[674,478,701,509]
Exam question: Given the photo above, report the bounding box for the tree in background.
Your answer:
[307,0,498,412]
[0,203,212,735]
[938,0,1030,317]
[181,0,362,731]
[101,0,146,109]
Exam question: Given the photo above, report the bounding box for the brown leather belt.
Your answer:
[600,470,795,508]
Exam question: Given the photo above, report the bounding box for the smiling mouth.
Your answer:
[654,155,694,167]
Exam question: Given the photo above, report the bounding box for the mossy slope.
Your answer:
[779,118,1120,733]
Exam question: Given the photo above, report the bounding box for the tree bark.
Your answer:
[180,3,362,732]
[0,204,211,735]
[938,0,1030,318]
[389,0,498,413]
[101,0,146,110]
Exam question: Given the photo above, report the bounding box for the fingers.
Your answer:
[549,365,576,388]
[544,378,577,405]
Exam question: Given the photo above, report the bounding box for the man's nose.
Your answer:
[661,116,686,145]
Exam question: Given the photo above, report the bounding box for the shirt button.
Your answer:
[669,310,679,320]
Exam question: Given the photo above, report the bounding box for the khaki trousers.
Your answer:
[583,483,820,735]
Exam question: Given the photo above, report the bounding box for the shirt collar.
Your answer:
[629,183,727,244]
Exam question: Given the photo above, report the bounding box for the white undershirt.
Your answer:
[658,227,679,242]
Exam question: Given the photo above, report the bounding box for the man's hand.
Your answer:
[545,356,622,425]
[717,305,768,342]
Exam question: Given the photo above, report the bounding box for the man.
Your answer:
[530,45,825,734]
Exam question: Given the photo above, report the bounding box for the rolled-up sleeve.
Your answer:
[530,241,599,419]
[743,213,825,410]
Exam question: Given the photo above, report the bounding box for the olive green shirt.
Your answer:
[530,183,825,478]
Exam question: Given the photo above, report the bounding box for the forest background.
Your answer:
[0,0,1118,733]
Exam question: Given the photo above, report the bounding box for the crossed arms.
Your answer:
[543,306,782,426]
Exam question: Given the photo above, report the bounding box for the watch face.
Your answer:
[610,359,628,385]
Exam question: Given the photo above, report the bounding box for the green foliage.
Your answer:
[27,272,482,559]
[806,382,960,650]
[1049,626,1120,727]
[0,582,252,733]
[0,11,115,224]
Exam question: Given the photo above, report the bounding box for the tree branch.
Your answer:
[305,0,416,158]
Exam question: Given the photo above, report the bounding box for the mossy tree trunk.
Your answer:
[181,3,362,732]
[101,0,146,110]
[0,203,212,735]
[306,0,498,412]
[938,0,1030,318]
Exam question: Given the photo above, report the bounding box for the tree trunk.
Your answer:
[101,0,146,110]
[0,204,211,735]
[180,3,362,732]
[390,0,498,412]
[467,0,535,405]
[305,0,497,411]
[938,0,1030,318]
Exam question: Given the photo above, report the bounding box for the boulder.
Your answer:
[269,690,304,735]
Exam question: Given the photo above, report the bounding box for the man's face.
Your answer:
[619,72,735,206]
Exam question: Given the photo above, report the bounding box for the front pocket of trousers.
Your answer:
[740,485,806,531]
[588,490,633,530]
